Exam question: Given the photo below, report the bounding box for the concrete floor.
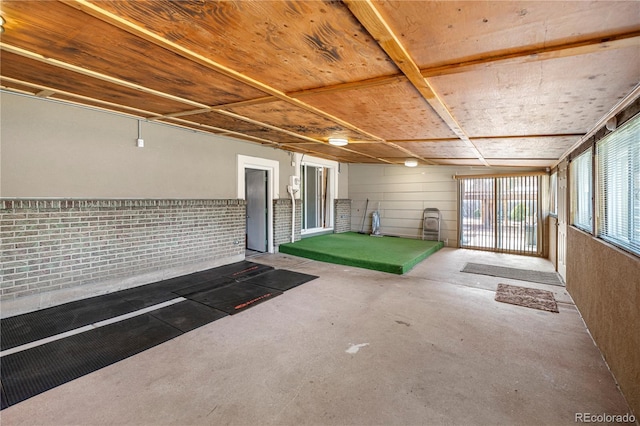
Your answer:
[1,248,633,425]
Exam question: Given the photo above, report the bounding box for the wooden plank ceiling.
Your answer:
[1,0,639,168]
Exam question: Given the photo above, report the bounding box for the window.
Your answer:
[459,175,541,255]
[302,164,329,230]
[597,115,640,255]
[549,171,557,215]
[300,158,338,233]
[571,148,593,232]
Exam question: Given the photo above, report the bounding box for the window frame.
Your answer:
[570,148,593,233]
[549,171,558,216]
[596,114,640,256]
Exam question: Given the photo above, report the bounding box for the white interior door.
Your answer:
[246,169,267,252]
[557,162,568,280]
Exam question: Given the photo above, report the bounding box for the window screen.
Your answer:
[571,148,593,232]
[597,114,640,255]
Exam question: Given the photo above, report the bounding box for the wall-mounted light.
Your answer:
[136,120,144,147]
[0,15,6,33]
[404,158,418,167]
[605,116,617,131]
[328,138,348,146]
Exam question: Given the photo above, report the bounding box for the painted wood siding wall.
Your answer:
[348,164,539,247]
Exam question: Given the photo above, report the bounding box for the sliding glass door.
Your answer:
[302,164,331,232]
[459,175,542,255]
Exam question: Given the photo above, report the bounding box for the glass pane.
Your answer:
[460,176,541,255]
[597,114,640,255]
[571,149,592,232]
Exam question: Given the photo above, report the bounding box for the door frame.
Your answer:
[245,168,268,252]
[557,161,568,280]
[298,154,339,235]
[237,155,279,254]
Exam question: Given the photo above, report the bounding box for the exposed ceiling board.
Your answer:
[1,0,638,169]
[376,0,640,68]
[431,46,640,136]
[239,130,316,146]
[87,0,399,92]
[393,140,477,158]
[344,142,412,158]
[179,111,268,133]
[473,136,579,159]
[430,158,486,166]
[173,112,312,145]
[1,1,268,107]
[1,79,39,96]
[225,100,374,142]
[300,79,458,140]
[487,159,558,167]
[0,52,191,115]
[292,142,381,162]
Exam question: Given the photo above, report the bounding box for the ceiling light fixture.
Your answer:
[328,138,348,146]
[404,158,418,167]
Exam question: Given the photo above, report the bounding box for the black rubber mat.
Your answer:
[149,300,227,333]
[212,261,274,281]
[188,282,282,314]
[0,261,271,351]
[243,269,318,292]
[0,261,303,409]
[461,263,564,286]
[0,314,182,407]
[112,284,180,309]
[0,293,138,351]
[172,276,236,297]
[0,383,8,410]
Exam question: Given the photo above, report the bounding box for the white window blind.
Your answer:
[571,148,593,232]
[597,114,640,256]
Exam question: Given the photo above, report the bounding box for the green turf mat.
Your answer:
[278,232,444,274]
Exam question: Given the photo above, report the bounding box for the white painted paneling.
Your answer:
[349,164,539,247]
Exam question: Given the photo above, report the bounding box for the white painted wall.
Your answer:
[1,92,342,199]
[348,164,540,247]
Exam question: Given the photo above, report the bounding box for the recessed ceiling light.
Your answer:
[404,159,418,167]
[328,138,348,146]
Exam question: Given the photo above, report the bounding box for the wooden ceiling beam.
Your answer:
[220,31,638,109]
[1,76,162,118]
[344,0,490,167]
[150,108,213,120]
[211,111,401,164]
[280,145,347,163]
[423,30,640,78]
[61,0,386,144]
[214,97,276,110]
[212,109,326,144]
[0,43,209,110]
[215,74,406,109]
[470,133,585,140]
[0,46,357,151]
[35,89,56,98]
[389,138,461,143]
[289,74,406,99]
[163,116,279,146]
